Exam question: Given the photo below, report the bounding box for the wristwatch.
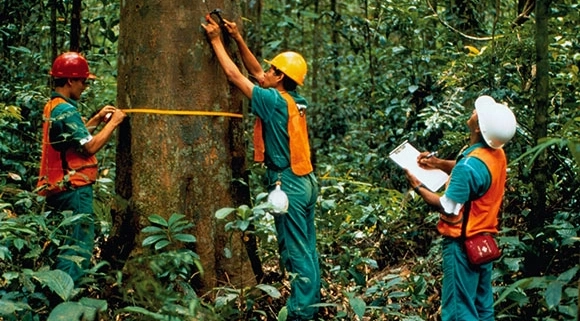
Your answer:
[413,184,425,193]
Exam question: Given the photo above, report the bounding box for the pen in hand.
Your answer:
[425,151,438,159]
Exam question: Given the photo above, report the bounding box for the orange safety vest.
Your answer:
[253,91,313,176]
[37,97,98,196]
[437,147,507,238]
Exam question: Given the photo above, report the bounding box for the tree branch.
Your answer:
[512,0,535,28]
[426,0,498,41]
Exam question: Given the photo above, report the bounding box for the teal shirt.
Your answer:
[444,143,492,204]
[251,87,308,171]
[48,92,91,152]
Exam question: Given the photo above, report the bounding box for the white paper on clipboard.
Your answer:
[389,140,449,192]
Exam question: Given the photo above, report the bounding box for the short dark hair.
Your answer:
[52,78,68,88]
[281,75,297,91]
[271,66,298,91]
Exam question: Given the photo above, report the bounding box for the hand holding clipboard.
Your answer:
[389,140,449,192]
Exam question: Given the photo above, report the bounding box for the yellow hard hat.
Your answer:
[264,51,307,86]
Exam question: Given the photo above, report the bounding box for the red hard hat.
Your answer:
[50,52,96,79]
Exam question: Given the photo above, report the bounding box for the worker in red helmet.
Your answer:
[37,52,126,283]
[203,15,320,321]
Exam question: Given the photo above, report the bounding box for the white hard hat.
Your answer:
[267,183,288,215]
[474,95,517,149]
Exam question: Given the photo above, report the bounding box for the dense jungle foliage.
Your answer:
[1,0,579,320]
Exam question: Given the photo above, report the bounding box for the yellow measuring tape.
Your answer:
[121,108,243,119]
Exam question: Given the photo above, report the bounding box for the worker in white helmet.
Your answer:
[405,95,517,321]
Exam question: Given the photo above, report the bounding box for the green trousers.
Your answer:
[441,238,494,321]
[46,185,95,283]
[267,168,320,320]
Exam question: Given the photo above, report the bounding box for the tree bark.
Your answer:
[110,0,256,294]
[69,0,81,52]
[50,0,58,63]
[531,0,549,227]
[522,0,550,278]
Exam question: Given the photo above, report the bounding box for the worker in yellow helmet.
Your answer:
[203,15,320,321]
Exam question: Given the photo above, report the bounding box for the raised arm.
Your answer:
[202,15,256,98]
[222,18,265,84]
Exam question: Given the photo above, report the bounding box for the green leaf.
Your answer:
[224,247,232,258]
[58,214,90,228]
[173,233,196,243]
[142,235,166,246]
[2,271,18,282]
[277,306,288,321]
[238,205,252,220]
[387,291,409,298]
[32,270,74,301]
[0,299,30,315]
[154,240,171,250]
[119,306,167,319]
[215,207,236,219]
[0,246,12,261]
[78,297,108,312]
[494,277,537,306]
[567,139,580,167]
[255,284,281,299]
[147,214,168,227]
[167,213,186,228]
[544,281,562,309]
[503,257,523,272]
[168,221,193,233]
[13,238,25,250]
[141,226,165,234]
[47,302,96,321]
[349,296,366,319]
[556,265,579,283]
[237,220,250,231]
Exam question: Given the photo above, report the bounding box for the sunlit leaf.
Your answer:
[147,214,168,226]
[215,207,236,220]
[142,235,166,246]
[173,233,196,243]
[255,284,281,299]
[154,240,171,250]
[141,226,164,234]
[167,213,186,228]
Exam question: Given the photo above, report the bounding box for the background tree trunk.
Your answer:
[531,0,549,226]
[50,0,58,62]
[524,0,550,278]
[70,0,81,52]
[110,0,256,294]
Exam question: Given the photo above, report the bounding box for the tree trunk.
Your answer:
[70,0,81,52]
[531,0,549,227]
[522,0,550,278]
[110,0,256,294]
[50,0,58,62]
[240,0,262,59]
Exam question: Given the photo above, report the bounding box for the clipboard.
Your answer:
[389,140,449,192]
